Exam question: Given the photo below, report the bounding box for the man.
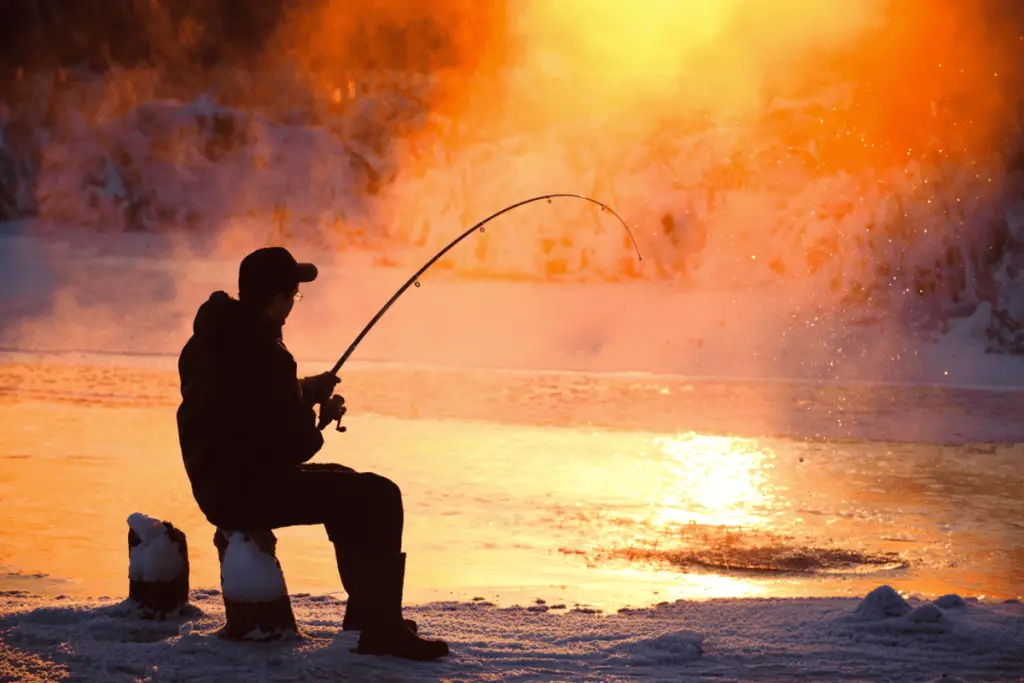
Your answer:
[176,246,449,661]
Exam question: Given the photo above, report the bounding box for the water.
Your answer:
[0,357,1021,611]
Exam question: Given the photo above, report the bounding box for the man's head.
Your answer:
[238,247,318,325]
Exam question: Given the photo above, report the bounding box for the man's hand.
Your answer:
[300,372,340,405]
[319,394,347,424]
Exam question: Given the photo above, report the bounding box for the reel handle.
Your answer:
[317,406,347,433]
[316,387,347,433]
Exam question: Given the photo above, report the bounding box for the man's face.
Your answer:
[264,285,299,325]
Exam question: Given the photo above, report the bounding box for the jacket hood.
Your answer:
[191,291,281,344]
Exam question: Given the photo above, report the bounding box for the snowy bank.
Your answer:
[1,587,1021,682]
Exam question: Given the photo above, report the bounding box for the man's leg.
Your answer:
[262,464,406,630]
[240,466,448,660]
[253,466,404,555]
[252,466,403,620]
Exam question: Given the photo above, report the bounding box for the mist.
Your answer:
[1,0,1023,389]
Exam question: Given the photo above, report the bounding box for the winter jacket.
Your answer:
[176,291,323,525]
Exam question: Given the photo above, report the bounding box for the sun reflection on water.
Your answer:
[652,433,778,528]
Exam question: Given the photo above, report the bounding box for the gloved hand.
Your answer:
[300,372,340,405]
[320,393,347,424]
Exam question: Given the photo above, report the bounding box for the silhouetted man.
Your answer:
[175,246,448,661]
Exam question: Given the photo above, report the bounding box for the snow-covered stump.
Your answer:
[126,513,190,616]
[213,529,299,641]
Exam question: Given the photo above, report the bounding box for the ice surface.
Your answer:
[125,513,185,583]
[0,586,1021,682]
[220,532,288,603]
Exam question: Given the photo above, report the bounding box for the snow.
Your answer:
[935,594,967,610]
[1,587,1021,681]
[219,533,288,603]
[30,94,371,236]
[126,513,165,541]
[125,514,186,584]
[852,585,912,620]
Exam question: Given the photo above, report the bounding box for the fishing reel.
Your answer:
[316,400,347,433]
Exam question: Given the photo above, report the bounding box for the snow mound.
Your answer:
[838,585,1024,673]
[934,594,967,609]
[905,603,944,623]
[852,584,912,620]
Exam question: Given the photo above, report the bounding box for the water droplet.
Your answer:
[479,226,485,233]
[414,281,421,288]
[547,198,553,204]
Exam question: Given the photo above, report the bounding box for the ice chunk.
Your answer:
[220,532,287,603]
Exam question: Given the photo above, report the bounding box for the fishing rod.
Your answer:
[318,193,642,432]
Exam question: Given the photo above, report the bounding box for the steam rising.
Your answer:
[2,1,1023,386]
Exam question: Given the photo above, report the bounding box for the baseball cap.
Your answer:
[238,247,318,308]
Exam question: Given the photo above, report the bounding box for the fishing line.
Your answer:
[318,193,641,431]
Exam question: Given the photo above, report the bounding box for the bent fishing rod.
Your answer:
[318,193,642,432]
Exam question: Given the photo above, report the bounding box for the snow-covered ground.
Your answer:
[1,586,1021,682]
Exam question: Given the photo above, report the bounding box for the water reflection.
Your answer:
[652,434,778,528]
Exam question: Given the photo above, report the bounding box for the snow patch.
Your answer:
[602,629,704,665]
[219,532,287,603]
[125,513,185,583]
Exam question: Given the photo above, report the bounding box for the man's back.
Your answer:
[176,290,323,526]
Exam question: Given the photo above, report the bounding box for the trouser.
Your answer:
[203,462,405,627]
[204,463,436,646]
[215,463,405,555]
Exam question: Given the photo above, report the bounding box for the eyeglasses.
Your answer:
[293,292,304,302]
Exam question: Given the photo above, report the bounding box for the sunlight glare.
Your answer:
[652,434,777,528]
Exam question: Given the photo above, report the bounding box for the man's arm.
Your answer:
[298,372,340,408]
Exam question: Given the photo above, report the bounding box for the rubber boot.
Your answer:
[355,553,449,661]
[335,545,417,633]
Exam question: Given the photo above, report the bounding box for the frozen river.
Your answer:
[1,357,1021,611]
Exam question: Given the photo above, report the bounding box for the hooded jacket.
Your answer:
[176,291,323,525]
